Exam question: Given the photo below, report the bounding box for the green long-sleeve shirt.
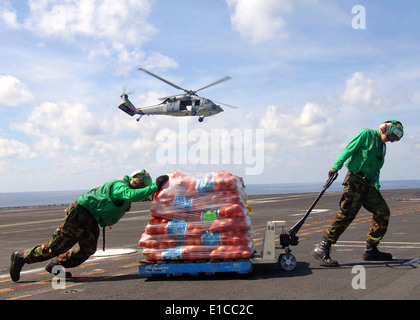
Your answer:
[332,128,386,190]
[78,176,159,227]
[110,179,158,203]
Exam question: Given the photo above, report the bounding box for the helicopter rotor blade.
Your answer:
[138,68,189,93]
[212,99,238,109]
[194,76,231,94]
[158,94,184,101]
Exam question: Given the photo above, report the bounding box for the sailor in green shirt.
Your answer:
[10,170,169,282]
[312,120,404,267]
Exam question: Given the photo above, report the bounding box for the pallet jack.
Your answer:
[252,172,338,271]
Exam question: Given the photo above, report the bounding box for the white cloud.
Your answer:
[342,72,377,106]
[259,102,333,147]
[0,3,19,28]
[0,138,37,159]
[11,101,107,158]
[8,98,167,183]
[226,0,293,44]
[21,0,155,43]
[1,0,177,72]
[29,101,105,136]
[143,52,179,70]
[0,75,34,106]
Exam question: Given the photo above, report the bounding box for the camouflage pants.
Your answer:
[324,172,390,245]
[22,201,100,269]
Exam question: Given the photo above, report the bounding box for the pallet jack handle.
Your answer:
[288,172,338,237]
[103,226,106,251]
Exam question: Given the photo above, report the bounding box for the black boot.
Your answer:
[45,258,72,278]
[363,242,393,261]
[10,252,25,282]
[312,237,339,267]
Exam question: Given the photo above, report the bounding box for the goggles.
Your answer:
[384,120,404,143]
[130,169,152,188]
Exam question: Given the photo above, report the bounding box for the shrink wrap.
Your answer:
[139,171,254,261]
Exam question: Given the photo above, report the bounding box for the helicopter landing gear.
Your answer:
[198,116,205,122]
[136,115,143,122]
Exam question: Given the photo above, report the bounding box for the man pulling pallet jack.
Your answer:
[312,120,404,267]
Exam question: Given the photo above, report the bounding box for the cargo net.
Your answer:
[139,170,255,261]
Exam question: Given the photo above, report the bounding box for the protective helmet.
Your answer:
[383,120,404,142]
[130,169,152,188]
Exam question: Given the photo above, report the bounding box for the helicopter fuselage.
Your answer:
[161,97,224,117]
[118,94,224,120]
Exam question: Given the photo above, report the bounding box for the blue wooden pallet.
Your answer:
[139,259,254,277]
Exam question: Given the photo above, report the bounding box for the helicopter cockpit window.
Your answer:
[194,100,200,106]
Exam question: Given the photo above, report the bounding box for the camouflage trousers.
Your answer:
[324,172,391,245]
[22,201,100,268]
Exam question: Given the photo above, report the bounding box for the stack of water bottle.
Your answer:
[139,170,254,261]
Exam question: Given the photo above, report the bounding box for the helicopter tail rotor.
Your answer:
[121,85,134,98]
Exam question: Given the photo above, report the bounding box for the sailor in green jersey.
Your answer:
[312,120,404,267]
[10,170,169,282]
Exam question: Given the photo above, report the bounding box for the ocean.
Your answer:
[1,180,419,209]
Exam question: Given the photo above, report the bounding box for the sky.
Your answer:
[0,0,419,193]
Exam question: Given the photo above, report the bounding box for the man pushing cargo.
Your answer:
[312,120,404,267]
[10,170,169,282]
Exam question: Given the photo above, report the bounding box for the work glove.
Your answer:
[156,175,169,190]
[328,168,338,178]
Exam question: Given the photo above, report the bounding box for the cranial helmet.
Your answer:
[383,120,404,142]
[130,169,152,188]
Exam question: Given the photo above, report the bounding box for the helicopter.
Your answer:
[118,68,236,123]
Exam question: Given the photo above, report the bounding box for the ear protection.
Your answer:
[129,169,152,188]
[384,120,404,142]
